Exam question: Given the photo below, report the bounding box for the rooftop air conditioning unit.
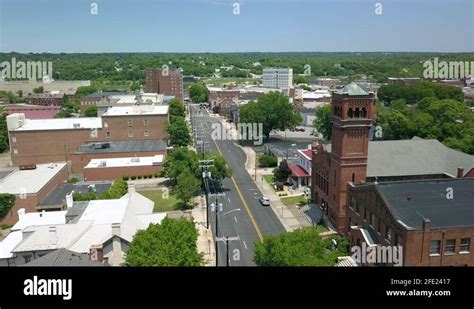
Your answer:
[99,161,107,167]
[73,123,81,128]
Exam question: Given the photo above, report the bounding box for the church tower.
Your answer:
[328,83,374,232]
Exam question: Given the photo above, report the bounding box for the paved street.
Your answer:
[190,104,286,266]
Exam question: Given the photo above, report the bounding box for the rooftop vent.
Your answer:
[73,123,81,128]
[99,161,107,167]
[19,163,37,170]
[92,142,110,149]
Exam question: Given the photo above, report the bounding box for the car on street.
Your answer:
[259,196,271,206]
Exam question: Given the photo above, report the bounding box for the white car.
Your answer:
[259,196,270,206]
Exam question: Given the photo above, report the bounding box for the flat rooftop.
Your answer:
[13,117,102,131]
[102,104,168,116]
[75,140,167,154]
[374,178,474,230]
[0,163,67,194]
[85,155,164,169]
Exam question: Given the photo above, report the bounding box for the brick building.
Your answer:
[26,92,64,106]
[4,104,60,119]
[7,104,169,168]
[0,163,68,225]
[83,155,164,181]
[145,68,184,101]
[346,178,473,266]
[71,140,167,173]
[311,83,474,233]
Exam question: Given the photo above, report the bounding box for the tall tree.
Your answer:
[172,170,201,209]
[125,218,203,266]
[253,227,348,266]
[313,103,332,141]
[161,147,200,184]
[189,83,207,103]
[166,116,192,147]
[239,92,302,138]
[168,98,185,118]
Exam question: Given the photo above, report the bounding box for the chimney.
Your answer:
[422,218,431,231]
[48,226,58,246]
[17,208,25,221]
[66,191,74,209]
[128,184,136,194]
[457,167,464,178]
[90,244,104,262]
[111,223,122,266]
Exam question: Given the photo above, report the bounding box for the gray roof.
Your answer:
[65,201,90,223]
[375,178,474,229]
[367,138,474,178]
[38,183,112,208]
[335,83,369,96]
[75,140,167,154]
[22,248,109,267]
[322,137,473,178]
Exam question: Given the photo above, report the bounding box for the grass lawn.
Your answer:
[280,195,308,206]
[138,190,180,212]
[263,174,274,186]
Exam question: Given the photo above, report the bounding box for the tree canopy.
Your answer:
[239,92,302,138]
[166,116,192,147]
[125,218,203,266]
[313,103,332,141]
[253,227,348,266]
[168,98,185,118]
[0,193,16,218]
[189,83,207,103]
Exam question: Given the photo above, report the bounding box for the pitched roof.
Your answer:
[374,178,474,229]
[335,83,369,96]
[22,248,108,267]
[289,164,310,177]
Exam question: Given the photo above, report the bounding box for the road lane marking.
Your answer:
[210,136,264,241]
[228,197,231,203]
[234,216,238,223]
[243,240,248,250]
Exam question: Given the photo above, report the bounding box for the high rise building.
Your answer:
[262,68,293,89]
[145,68,184,101]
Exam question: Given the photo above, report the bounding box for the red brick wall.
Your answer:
[100,114,168,141]
[84,165,162,181]
[0,164,68,225]
[71,150,166,173]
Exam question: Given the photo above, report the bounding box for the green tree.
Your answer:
[203,152,232,180]
[130,82,141,91]
[166,116,192,147]
[0,194,16,218]
[313,103,332,140]
[125,218,203,266]
[239,92,302,138]
[0,112,10,152]
[172,170,201,209]
[273,159,291,182]
[76,86,97,98]
[168,98,185,118]
[99,179,128,199]
[189,83,207,103]
[161,147,200,184]
[83,105,98,117]
[33,86,43,94]
[374,109,414,140]
[254,227,348,266]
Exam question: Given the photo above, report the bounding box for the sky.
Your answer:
[0,0,473,53]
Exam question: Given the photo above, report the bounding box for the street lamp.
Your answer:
[212,207,241,267]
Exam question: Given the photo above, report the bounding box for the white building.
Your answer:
[262,68,293,89]
[0,186,165,266]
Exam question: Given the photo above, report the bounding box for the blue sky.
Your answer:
[0,0,472,53]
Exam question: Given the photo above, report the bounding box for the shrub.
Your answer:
[0,223,11,230]
[148,174,153,179]
[137,175,143,179]
[122,175,129,181]
[0,194,15,218]
[143,175,149,179]
[154,173,159,178]
[131,175,137,180]
[67,177,80,184]
[258,154,278,167]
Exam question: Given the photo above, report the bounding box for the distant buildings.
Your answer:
[26,91,64,106]
[262,68,293,89]
[145,68,184,101]
[310,78,340,89]
[387,77,421,85]
[0,80,90,95]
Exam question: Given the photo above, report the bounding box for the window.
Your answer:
[24,255,32,263]
[104,122,108,128]
[144,130,149,137]
[430,240,441,255]
[144,119,149,126]
[385,226,392,241]
[128,130,134,138]
[13,148,18,154]
[11,137,16,143]
[128,119,133,127]
[106,131,111,139]
[460,238,470,253]
[445,239,456,255]
[352,173,355,182]
[370,213,375,227]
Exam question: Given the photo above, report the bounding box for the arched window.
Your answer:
[355,108,360,118]
[362,107,367,118]
[348,108,353,118]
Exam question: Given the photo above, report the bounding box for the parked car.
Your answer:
[259,196,271,206]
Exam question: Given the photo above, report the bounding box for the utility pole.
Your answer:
[216,236,240,267]
[210,195,224,267]
[199,159,214,229]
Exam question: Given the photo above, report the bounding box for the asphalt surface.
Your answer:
[190,104,286,266]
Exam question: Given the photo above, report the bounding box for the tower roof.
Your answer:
[336,83,369,96]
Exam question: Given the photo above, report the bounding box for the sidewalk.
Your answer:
[192,194,215,266]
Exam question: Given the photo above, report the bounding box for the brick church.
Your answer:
[311,83,374,232]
